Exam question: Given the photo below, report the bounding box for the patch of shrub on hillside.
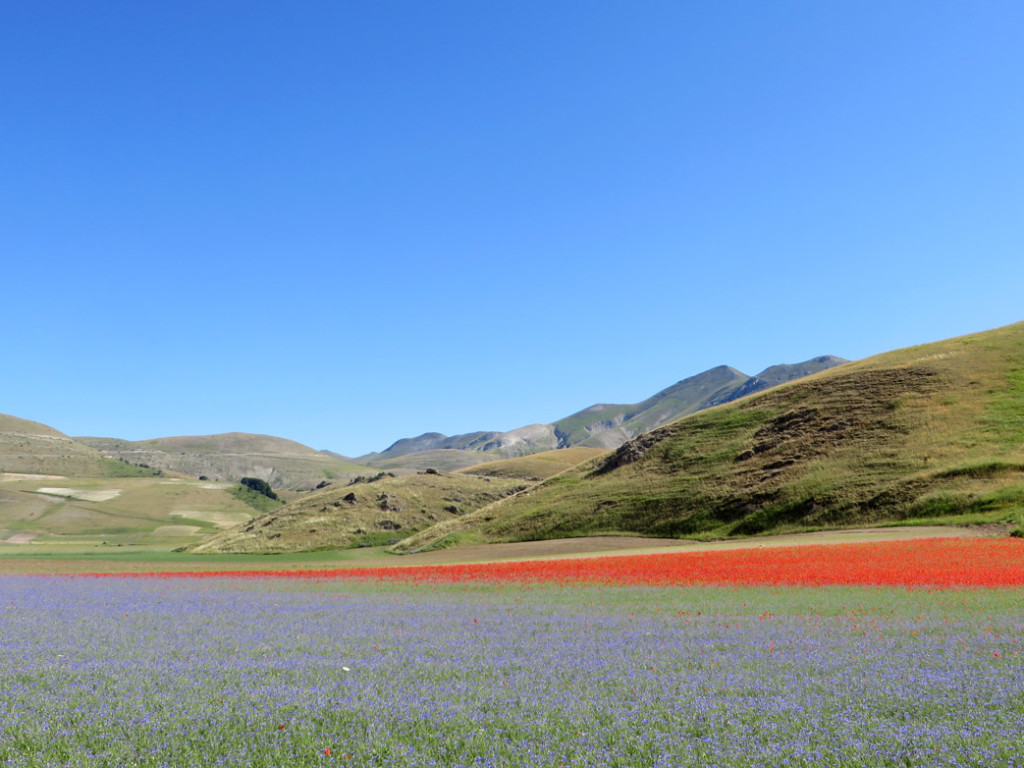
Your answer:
[240,477,278,500]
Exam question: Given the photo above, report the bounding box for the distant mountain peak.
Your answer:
[362,356,847,469]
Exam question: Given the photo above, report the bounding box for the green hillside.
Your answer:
[456,447,610,480]
[0,474,264,549]
[552,366,749,449]
[0,414,158,478]
[394,322,1024,552]
[190,470,528,554]
[77,433,370,490]
[357,357,845,468]
[191,448,612,554]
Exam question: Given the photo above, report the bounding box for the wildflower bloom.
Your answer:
[89,538,1024,588]
[1,575,1021,766]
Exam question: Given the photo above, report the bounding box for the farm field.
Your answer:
[0,525,999,576]
[0,473,266,551]
[1,539,1023,767]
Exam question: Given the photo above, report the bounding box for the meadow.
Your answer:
[1,540,1022,767]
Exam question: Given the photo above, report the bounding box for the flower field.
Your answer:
[101,537,1024,588]
[1,540,1023,767]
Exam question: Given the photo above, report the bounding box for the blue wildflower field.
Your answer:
[0,577,1021,767]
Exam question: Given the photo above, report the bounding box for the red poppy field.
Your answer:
[96,537,1024,588]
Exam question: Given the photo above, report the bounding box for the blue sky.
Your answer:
[3,1,1022,457]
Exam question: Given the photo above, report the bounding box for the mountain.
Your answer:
[551,365,751,450]
[360,356,847,469]
[393,322,1024,552]
[356,431,501,462]
[77,433,370,490]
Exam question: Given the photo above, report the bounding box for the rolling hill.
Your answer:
[77,433,370,490]
[0,415,281,549]
[0,472,271,551]
[190,448,609,554]
[393,322,1024,552]
[0,414,158,478]
[359,356,846,470]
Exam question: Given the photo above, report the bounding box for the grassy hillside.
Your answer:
[0,414,159,478]
[394,322,1024,552]
[0,474,263,549]
[457,447,610,480]
[359,358,846,468]
[553,366,750,449]
[190,470,528,554]
[78,433,370,490]
[192,448,613,554]
[361,448,499,473]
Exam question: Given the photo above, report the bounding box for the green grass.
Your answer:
[0,475,261,552]
[456,447,609,480]
[229,484,285,514]
[985,362,1024,449]
[0,542,398,573]
[191,470,529,555]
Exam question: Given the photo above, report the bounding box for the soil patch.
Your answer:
[1,533,37,545]
[36,487,122,502]
[152,525,202,537]
[0,473,66,482]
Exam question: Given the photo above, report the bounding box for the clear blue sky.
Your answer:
[3,1,1022,457]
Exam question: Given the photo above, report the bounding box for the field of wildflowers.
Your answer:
[1,539,1023,767]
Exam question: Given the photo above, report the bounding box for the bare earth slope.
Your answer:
[395,322,1024,552]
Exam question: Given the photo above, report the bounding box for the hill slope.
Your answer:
[394,323,1024,552]
[0,414,157,478]
[191,448,609,554]
[77,433,369,490]
[360,356,846,469]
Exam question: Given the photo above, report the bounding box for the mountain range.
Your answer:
[357,356,846,468]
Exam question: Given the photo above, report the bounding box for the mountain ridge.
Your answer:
[360,356,847,467]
